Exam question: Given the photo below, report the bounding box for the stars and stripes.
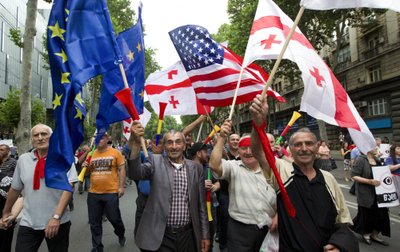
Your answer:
[169,25,285,107]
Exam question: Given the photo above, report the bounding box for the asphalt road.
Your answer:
[11,159,400,251]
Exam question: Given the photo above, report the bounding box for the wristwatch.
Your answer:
[52,214,61,220]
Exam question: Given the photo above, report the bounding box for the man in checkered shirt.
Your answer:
[128,121,210,252]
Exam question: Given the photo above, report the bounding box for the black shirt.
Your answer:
[278,164,337,251]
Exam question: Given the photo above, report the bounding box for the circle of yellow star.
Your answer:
[55,49,68,64]
[75,92,84,106]
[61,72,71,84]
[48,20,66,41]
[52,93,63,110]
[74,107,83,120]
[127,50,134,61]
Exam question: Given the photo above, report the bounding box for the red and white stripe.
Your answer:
[145,61,212,115]
[188,46,285,107]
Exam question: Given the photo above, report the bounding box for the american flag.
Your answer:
[169,25,285,107]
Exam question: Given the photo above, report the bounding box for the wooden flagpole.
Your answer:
[118,64,148,158]
[227,6,305,120]
[196,121,204,142]
[228,67,245,120]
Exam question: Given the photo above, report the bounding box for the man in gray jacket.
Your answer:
[128,120,210,252]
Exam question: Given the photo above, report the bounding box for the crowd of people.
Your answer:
[0,95,399,252]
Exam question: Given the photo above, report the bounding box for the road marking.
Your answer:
[345,200,400,224]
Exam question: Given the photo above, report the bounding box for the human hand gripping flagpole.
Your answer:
[227,6,305,119]
[244,6,306,219]
[114,64,148,158]
[101,1,148,158]
[78,133,96,183]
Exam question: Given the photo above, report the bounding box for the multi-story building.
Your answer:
[0,0,52,107]
[237,9,400,147]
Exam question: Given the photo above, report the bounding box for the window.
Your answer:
[1,22,4,52]
[368,98,387,116]
[16,7,20,27]
[337,46,350,63]
[368,65,381,82]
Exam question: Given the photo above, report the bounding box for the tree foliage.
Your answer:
[0,90,45,131]
[144,113,181,140]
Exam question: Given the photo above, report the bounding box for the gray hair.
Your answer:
[288,128,317,146]
[163,129,185,144]
[31,124,53,138]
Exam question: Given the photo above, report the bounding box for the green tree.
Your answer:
[0,90,46,133]
[144,114,181,140]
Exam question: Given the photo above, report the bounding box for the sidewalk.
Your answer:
[331,150,342,161]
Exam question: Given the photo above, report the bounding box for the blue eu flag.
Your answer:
[45,0,121,191]
[95,5,145,144]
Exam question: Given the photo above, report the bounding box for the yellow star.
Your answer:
[52,93,63,110]
[136,42,142,52]
[54,49,67,63]
[74,107,83,120]
[75,92,84,106]
[48,20,66,41]
[127,50,134,61]
[61,72,70,84]
[65,9,69,21]
[139,90,144,98]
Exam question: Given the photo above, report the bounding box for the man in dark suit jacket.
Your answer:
[128,121,210,252]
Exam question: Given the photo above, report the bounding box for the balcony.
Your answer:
[362,47,379,59]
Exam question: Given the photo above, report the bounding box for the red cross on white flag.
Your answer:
[243,0,375,154]
[145,61,213,116]
[122,107,151,140]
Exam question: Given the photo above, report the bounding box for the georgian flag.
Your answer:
[243,0,375,154]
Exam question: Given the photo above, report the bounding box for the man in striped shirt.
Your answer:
[210,120,277,252]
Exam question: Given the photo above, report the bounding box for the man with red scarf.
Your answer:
[2,124,77,252]
[209,122,277,252]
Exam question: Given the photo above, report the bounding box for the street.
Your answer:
[11,159,400,251]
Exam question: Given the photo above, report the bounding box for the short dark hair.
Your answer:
[289,128,317,146]
[0,144,10,152]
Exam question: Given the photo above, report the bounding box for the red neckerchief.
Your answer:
[33,151,47,190]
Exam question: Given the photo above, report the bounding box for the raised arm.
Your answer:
[182,115,207,136]
[250,94,270,173]
[209,119,231,177]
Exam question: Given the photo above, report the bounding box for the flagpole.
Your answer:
[228,67,245,120]
[203,105,217,132]
[118,64,148,158]
[261,6,305,98]
[196,121,204,142]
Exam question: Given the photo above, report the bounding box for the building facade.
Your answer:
[0,0,52,107]
[237,10,400,147]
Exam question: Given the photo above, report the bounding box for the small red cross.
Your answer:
[169,96,180,109]
[168,69,178,79]
[123,126,130,134]
[260,34,282,49]
[309,67,325,87]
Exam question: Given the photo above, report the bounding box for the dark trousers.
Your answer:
[227,217,268,252]
[87,193,125,252]
[134,191,148,236]
[141,225,197,252]
[0,223,15,252]
[218,193,229,248]
[15,221,71,252]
